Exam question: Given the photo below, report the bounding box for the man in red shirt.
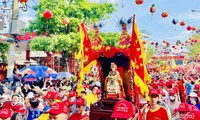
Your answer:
[69,97,89,120]
[145,89,170,120]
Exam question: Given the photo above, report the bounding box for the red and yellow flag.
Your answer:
[77,23,96,96]
[130,15,151,99]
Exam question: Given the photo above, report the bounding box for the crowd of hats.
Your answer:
[176,102,200,120]
[0,101,26,119]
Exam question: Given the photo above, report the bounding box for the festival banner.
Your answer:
[130,15,151,99]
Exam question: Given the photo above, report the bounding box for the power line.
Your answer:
[32,0,38,6]
[91,0,121,31]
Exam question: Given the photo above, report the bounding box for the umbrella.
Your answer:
[20,65,59,81]
[58,72,74,79]
[23,74,38,82]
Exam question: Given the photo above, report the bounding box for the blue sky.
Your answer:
[19,0,200,45]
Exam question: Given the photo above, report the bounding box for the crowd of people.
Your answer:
[0,62,200,120]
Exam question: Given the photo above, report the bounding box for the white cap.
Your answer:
[189,92,197,97]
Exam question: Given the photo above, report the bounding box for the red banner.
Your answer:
[152,56,184,60]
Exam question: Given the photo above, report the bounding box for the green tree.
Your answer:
[31,33,80,57]
[27,0,115,35]
[188,32,200,58]
[29,0,116,70]
[145,47,154,64]
[0,43,9,63]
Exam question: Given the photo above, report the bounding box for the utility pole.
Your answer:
[12,0,19,20]
[7,0,19,78]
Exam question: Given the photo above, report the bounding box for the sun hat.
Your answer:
[189,92,197,97]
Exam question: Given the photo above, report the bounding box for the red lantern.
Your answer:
[191,40,194,42]
[180,21,186,26]
[62,18,70,25]
[151,42,154,45]
[43,10,53,20]
[187,26,192,31]
[142,41,146,44]
[161,11,168,18]
[192,27,196,31]
[135,0,143,5]
[19,0,28,4]
[172,46,175,48]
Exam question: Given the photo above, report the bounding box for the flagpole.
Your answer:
[132,15,142,120]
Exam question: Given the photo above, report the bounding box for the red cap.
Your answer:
[187,76,193,81]
[162,91,166,96]
[75,98,86,106]
[111,100,135,119]
[63,99,74,107]
[177,103,190,112]
[185,111,200,120]
[13,104,26,114]
[149,89,160,96]
[169,89,176,96]
[159,81,165,87]
[0,108,12,118]
[198,92,200,97]
[2,101,15,109]
[43,91,57,99]
[49,102,68,115]
[173,87,179,94]
[83,84,90,89]
[55,93,63,99]
[68,90,76,97]
[169,79,175,83]
[151,83,158,89]
[189,105,199,112]
[96,89,102,94]
[194,84,200,90]
[165,81,173,88]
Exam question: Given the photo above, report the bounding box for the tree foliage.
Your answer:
[27,0,115,35]
[30,33,80,54]
[31,31,121,54]
[145,47,154,64]
[188,32,200,58]
[0,43,9,63]
[29,0,117,55]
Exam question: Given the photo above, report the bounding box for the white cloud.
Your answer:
[165,31,192,43]
[19,16,34,27]
[177,12,200,21]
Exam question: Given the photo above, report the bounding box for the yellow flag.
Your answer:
[171,57,177,69]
